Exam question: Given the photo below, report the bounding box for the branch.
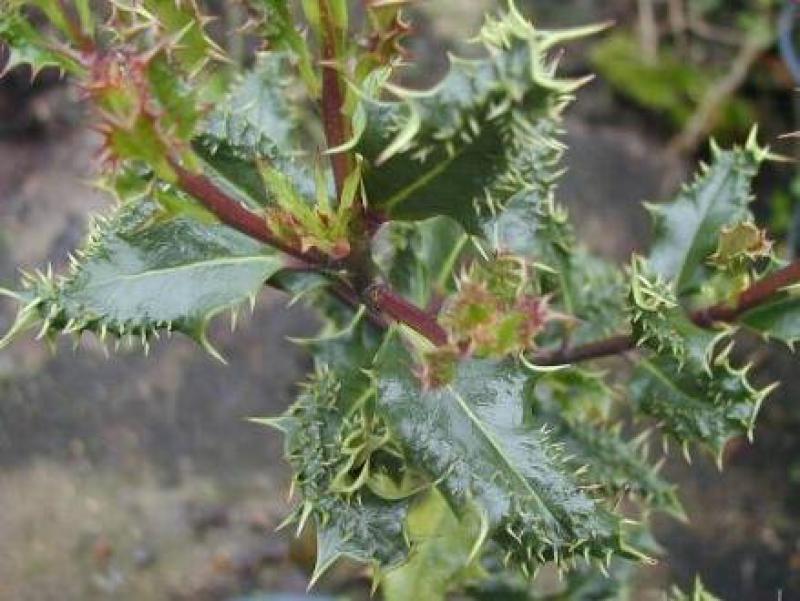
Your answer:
[694,259,800,326]
[318,0,351,199]
[637,0,659,64]
[533,259,800,366]
[367,284,449,346]
[169,159,327,266]
[531,335,635,367]
[668,32,769,155]
[170,151,800,365]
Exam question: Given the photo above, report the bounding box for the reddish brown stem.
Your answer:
[694,260,800,326]
[169,160,325,266]
[318,0,351,199]
[532,335,636,367]
[533,259,800,366]
[368,284,449,346]
[330,282,390,330]
[171,139,800,367]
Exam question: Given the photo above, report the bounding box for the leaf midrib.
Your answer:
[382,152,459,212]
[446,385,556,523]
[78,255,278,291]
[674,160,740,292]
[639,358,694,403]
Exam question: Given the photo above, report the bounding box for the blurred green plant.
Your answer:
[591,32,754,136]
[592,0,779,154]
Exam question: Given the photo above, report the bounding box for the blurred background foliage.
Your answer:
[2,1,800,600]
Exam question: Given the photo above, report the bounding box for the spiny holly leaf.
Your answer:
[629,257,725,370]
[383,488,485,601]
[296,309,386,404]
[625,257,772,461]
[629,346,775,462]
[531,370,683,518]
[482,191,573,277]
[139,0,227,75]
[740,291,800,349]
[194,52,312,209]
[0,195,284,357]
[536,417,682,519]
[647,134,767,298]
[374,335,645,577]
[260,372,415,585]
[466,522,658,600]
[357,4,604,233]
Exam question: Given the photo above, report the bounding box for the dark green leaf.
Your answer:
[375,336,643,575]
[376,217,468,307]
[531,370,683,518]
[647,137,766,297]
[194,52,315,209]
[629,257,725,371]
[358,8,602,232]
[567,250,628,344]
[0,196,283,356]
[629,348,773,461]
[261,372,413,584]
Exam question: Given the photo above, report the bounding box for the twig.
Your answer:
[318,0,351,199]
[637,0,659,64]
[367,284,448,346]
[686,19,745,48]
[533,259,800,366]
[531,335,636,367]
[669,34,769,155]
[667,0,688,52]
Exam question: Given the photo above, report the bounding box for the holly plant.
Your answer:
[0,1,796,599]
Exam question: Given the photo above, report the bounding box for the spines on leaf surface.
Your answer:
[257,370,418,584]
[531,369,684,519]
[668,576,722,601]
[625,255,776,462]
[647,134,767,298]
[246,0,320,94]
[0,2,83,77]
[374,334,647,577]
[357,2,604,233]
[629,345,776,464]
[0,195,284,358]
[193,51,314,209]
[132,0,228,76]
[629,256,727,371]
